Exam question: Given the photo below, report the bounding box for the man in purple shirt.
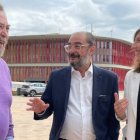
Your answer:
[0,4,14,140]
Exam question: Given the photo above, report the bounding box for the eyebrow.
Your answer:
[67,42,83,45]
[0,22,10,27]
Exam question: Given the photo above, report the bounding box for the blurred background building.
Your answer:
[3,34,134,90]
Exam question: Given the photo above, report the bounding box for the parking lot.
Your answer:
[12,93,125,140]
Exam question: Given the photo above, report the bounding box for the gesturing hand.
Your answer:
[114,93,128,120]
[26,97,49,114]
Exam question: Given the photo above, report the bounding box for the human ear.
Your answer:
[90,45,96,55]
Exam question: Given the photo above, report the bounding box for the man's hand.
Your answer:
[114,93,128,120]
[26,97,49,114]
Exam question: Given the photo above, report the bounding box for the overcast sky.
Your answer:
[1,0,140,42]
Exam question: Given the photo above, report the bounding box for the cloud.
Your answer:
[1,0,140,42]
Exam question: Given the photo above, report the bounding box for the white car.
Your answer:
[20,82,46,97]
[12,81,29,92]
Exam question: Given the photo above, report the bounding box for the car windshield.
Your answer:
[22,85,30,88]
[29,83,46,87]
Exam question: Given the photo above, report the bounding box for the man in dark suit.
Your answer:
[27,31,120,140]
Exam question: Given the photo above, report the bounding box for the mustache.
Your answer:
[68,53,80,58]
[0,37,7,45]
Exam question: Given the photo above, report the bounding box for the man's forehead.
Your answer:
[0,10,6,17]
[0,10,8,25]
[71,32,86,37]
[69,32,86,42]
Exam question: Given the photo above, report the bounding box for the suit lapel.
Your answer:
[92,66,102,117]
[63,67,71,113]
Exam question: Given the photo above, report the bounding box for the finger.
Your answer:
[28,98,36,103]
[116,101,128,112]
[26,107,34,111]
[115,99,127,108]
[27,102,34,107]
[44,104,49,110]
[129,45,140,53]
[114,92,119,102]
[120,99,128,107]
[28,98,41,106]
[121,101,128,109]
[129,47,137,53]
[33,98,43,105]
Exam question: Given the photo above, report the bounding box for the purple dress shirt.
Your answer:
[0,58,14,140]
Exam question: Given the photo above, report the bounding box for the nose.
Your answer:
[0,28,8,38]
[68,45,78,53]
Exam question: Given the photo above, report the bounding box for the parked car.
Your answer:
[12,81,29,92]
[20,83,46,97]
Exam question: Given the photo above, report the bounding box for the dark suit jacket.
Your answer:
[34,65,120,140]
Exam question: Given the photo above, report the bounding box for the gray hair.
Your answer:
[0,4,4,11]
[84,32,96,46]
[72,31,96,47]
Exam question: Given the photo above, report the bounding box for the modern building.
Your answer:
[3,34,134,90]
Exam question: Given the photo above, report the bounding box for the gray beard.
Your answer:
[70,62,82,69]
[70,57,87,69]
[0,47,5,57]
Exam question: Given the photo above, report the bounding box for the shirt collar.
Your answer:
[71,63,93,76]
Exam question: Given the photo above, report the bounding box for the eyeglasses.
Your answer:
[64,43,89,52]
[0,23,10,33]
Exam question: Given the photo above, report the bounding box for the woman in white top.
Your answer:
[114,28,140,140]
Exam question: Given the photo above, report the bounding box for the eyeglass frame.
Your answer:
[0,22,10,33]
[64,42,90,52]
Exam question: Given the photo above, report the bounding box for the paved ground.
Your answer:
[12,92,126,140]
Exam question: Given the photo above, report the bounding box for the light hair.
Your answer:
[133,57,140,73]
[134,28,140,41]
[84,31,96,47]
[0,4,4,11]
[133,28,140,73]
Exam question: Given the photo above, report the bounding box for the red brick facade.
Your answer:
[3,34,134,90]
